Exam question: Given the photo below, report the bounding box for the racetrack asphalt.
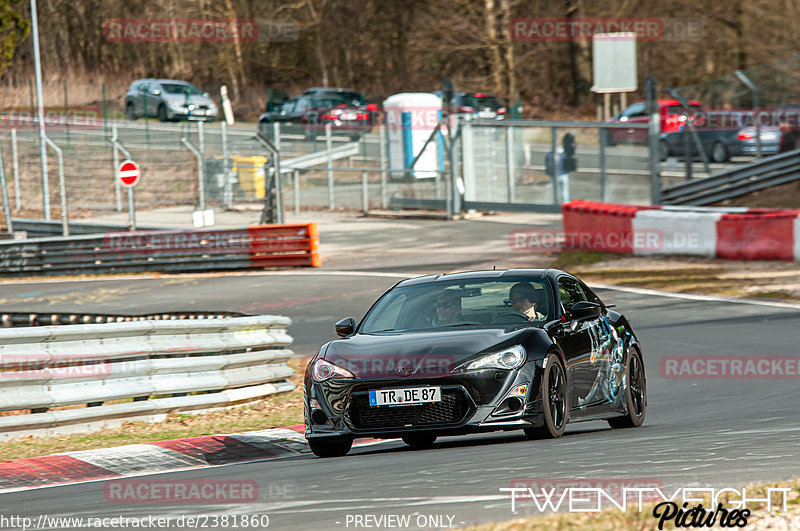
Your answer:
[0,268,799,529]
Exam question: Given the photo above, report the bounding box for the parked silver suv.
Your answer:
[124,79,218,122]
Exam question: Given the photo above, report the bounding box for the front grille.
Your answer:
[348,389,470,430]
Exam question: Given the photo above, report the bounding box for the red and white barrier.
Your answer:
[562,200,800,261]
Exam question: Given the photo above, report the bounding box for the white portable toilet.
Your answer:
[382,93,444,179]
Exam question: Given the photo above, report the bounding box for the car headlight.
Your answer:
[312,359,355,382]
[456,345,527,371]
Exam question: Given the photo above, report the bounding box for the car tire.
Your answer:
[659,140,670,161]
[402,433,437,449]
[608,348,646,429]
[126,103,137,121]
[711,141,729,163]
[308,437,353,458]
[524,354,567,439]
[157,104,168,122]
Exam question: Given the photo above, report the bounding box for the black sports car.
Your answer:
[303,269,646,457]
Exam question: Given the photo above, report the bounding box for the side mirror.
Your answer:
[203,92,210,98]
[570,301,601,321]
[335,317,356,337]
[151,89,161,96]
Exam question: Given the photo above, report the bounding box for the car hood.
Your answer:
[322,327,534,377]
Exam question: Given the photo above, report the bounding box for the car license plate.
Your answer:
[369,386,440,406]
[341,112,357,120]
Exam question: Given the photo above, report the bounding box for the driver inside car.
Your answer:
[510,282,546,321]
[431,290,464,326]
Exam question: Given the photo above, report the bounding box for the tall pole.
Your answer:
[30,0,50,219]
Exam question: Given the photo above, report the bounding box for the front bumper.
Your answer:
[305,362,546,441]
[168,105,218,121]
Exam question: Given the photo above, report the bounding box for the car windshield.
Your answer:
[314,92,363,106]
[466,94,501,110]
[359,278,553,333]
[161,83,203,95]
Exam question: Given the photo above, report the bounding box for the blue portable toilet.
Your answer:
[382,92,444,179]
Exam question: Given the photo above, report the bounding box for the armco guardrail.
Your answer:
[0,315,294,440]
[662,148,800,205]
[0,311,246,327]
[10,218,165,238]
[0,223,320,276]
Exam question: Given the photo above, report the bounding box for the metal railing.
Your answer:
[662,147,800,205]
[0,223,320,276]
[0,315,294,440]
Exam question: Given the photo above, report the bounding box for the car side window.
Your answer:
[623,103,646,118]
[558,277,588,319]
[295,97,311,112]
[137,83,149,93]
[578,281,602,305]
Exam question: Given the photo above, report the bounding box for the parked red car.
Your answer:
[605,99,702,145]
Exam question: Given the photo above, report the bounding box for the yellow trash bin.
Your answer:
[233,155,267,199]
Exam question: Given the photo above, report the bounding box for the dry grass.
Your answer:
[0,358,308,463]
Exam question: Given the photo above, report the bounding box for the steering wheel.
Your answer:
[492,312,530,323]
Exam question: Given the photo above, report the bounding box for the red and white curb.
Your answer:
[561,200,800,260]
[0,424,387,493]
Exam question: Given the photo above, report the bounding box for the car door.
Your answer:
[621,103,648,144]
[134,82,148,115]
[555,276,598,409]
[577,281,624,408]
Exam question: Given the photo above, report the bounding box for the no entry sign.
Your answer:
[118,160,140,187]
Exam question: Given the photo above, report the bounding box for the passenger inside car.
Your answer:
[509,282,546,321]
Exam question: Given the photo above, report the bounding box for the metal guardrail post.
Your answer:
[379,124,387,209]
[505,126,516,203]
[294,170,300,214]
[646,75,662,205]
[326,123,334,209]
[11,129,20,210]
[181,135,206,213]
[111,124,122,212]
[43,136,68,237]
[221,120,231,210]
[734,70,762,159]
[198,121,206,211]
[254,132,284,224]
[361,170,368,214]
[0,145,13,233]
[550,126,558,203]
[599,125,608,202]
[458,116,472,213]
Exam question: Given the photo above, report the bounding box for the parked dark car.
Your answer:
[659,125,781,162]
[436,91,507,119]
[124,79,217,122]
[304,269,646,457]
[258,87,378,140]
